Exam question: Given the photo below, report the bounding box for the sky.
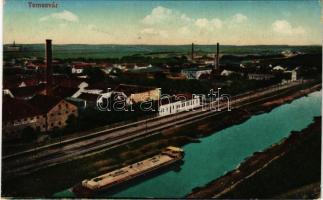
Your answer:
[3,0,322,45]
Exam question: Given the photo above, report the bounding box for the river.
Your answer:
[55,90,321,198]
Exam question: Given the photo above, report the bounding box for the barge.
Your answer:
[73,146,184,197]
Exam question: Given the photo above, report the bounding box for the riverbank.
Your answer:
[187,116,321,199]
[2,82,321,197]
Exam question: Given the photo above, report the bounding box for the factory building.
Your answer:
[3,95,78,140]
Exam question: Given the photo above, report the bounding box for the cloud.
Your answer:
[272,20,305,35]
[232,13,248,23]
[140,7,253,43]
[195,18,222,30]
[142,6,193,26]
[142,6,173,25]
[40,10,79,22]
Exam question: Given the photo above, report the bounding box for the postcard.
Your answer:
[2,0,322,199]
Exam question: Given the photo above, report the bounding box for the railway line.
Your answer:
[2,80,313,179]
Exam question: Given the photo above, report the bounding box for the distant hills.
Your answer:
[4,44,321,59]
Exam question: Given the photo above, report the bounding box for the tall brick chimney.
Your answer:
[215,42,219,71]
[191,43,194,60]
[45,39,52,95]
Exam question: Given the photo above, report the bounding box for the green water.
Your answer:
[54,91,321,198]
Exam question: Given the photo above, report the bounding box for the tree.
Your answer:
[83,67,105,81]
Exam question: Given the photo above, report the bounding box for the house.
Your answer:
[221,69,235,76]
[3,98,44,139]
[71,65,85,74]
[159,94,201,116]
[71,62,96,74]
[30,95,78,132]
[291,70,297,81]
[113,84,160,104]
[8,83,47,100]
[95,91,131,111]
[283,70,298,82]
[3,95,78,139]
[181,68,212,79]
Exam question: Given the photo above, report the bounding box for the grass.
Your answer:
[221,117,321,199]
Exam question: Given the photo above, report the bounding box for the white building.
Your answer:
[159,94,201,116]
[71,66,84,74]
[291,70,297,81]
[221,69,235,76]
[284,70,298,82]
[181,68,212,79]
[272,65,285,71]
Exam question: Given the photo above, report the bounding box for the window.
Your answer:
[58,121,62,125]
[182,103,185,107]
[66,103,69,108]
[66,111,68,114]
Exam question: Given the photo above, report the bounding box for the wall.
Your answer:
[159,97,201,116]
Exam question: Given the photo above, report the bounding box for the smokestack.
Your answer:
[45,39,52,95]
[191,43,194,60]
[216,42,219,71]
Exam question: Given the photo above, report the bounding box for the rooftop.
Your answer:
[29,95,63,113]
[114,84,158,96]
[3,97,42,122]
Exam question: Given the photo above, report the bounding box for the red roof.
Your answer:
[3,98,42,122]
[114,84,157,96]
[3,95,70,122]
[52,86,79,98]
[28,95,63,113]
[72,63,96,69]
[10,84,46,99]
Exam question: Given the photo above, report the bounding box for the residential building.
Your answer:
[71,62,96,74]
[3,97,44,139]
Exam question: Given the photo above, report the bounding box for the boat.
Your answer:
[72,146,184,197]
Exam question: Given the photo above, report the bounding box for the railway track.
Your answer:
[2,80,312,178]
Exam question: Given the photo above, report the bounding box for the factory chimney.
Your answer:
[45,39,53,95]
[191,43,194,60]
[215,42,219,71]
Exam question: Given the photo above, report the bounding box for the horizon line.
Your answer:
[3,42,322,46]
